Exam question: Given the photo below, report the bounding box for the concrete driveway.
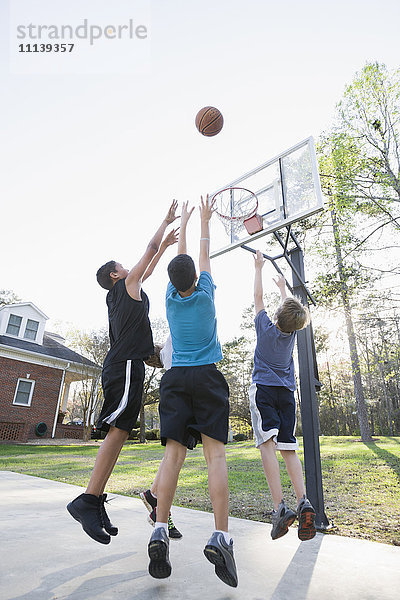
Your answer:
[1,471,399,600]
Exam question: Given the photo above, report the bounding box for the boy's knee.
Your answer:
[165,440,187,463]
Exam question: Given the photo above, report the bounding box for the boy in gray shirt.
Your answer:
[249,250,316,541]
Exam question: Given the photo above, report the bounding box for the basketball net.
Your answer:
[213,187,259,237]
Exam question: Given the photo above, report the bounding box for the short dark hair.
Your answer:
[96,260,117,290]
[167,254,196,292]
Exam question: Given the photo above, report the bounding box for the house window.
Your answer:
[24,319,39,341]
[6,314,22,336]
[13,379,35,407]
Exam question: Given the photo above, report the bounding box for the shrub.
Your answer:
[233,433,247,441]
[129,429,139,440]
[145,428,160,440]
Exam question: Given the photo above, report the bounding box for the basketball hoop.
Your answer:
[212,187,263,237]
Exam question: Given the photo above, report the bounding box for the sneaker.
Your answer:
[147,506,183,540]
[67,493,111,544]
[148,527,171,579]
[271,500,296,540]
[204,532,238,588]
[167,514,183,540]
[297,496,316,541]
[100,494,118,536]
[140,489,157,512]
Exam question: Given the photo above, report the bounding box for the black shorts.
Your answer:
[97,359,145,434]
[249,383,298,450]
[159,364,229,446]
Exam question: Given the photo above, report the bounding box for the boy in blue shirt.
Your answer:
[249,250,316,542]
[147,197,238,588]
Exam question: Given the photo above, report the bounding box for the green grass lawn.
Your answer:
[1,436,400,546]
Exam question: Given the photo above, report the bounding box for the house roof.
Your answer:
[0,302,49,320]
[0,332,100,369]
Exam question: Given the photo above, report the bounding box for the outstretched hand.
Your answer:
[200,194,216,222]
[273,274,286,291]
[164,200,179,225]
[181,200,195,227]
[162,228,180,248]
[253,250,265,269]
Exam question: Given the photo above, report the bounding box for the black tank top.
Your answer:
[103,279,154,367]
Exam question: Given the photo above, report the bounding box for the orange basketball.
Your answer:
[195,106,224,137]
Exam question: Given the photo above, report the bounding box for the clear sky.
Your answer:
[1,0,399,342]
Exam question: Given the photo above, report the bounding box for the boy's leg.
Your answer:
[141,454,183,540]
[153,439,187,522]
[279,449,305,503]
[147,439,186,579]
[280,449,316,541]
[259,438,283,509]
[201,433,229,531]
[86,426,129,496]
[67,426,128,544]
[259,439,296,540]
[149,455,164,497]
[202,433,238,588]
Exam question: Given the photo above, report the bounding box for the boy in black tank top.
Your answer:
[67,201,178,545]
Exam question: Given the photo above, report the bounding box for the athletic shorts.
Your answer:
[97,359,145,434]
[159,364,229,446]
[249,383,299,450]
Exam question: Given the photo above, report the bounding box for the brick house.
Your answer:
[0,302,101,442]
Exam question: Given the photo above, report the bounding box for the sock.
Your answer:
[215,530,232,545]
[155,522,168,533]
[150,490,157,499]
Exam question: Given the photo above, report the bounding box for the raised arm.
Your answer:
[177,201,195,255]
[253,250,266,315]
[199,194,215,274]
[273,274,288,300]
[125,200,178,299]
[142,228,179,281]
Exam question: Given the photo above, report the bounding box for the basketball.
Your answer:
[195,106,224,137]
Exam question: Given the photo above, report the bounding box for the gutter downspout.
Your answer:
[52,362,70,438]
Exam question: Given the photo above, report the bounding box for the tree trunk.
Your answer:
[330,201,372,441]
[83,424,91,442]
[139,402,146,443]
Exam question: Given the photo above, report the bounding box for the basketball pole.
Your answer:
[289,243,330,530]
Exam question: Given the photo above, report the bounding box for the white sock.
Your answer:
[150,490,157,499]
[215,530,232,545]
[155,522,168,533]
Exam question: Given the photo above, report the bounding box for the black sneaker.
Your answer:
[140,489,157,512]
[167,514,183,540]
[271,500,296,540]
[147,506,183,540]
[297,496,316,541]
[148,527,171,579]
[204,532,238,588]
[67,493,111,544]
[100,494,118,536]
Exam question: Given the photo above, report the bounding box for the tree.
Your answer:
[139,317,170,443]
[0,289,21,305]
[67,327,108,441]
[311,63,400,440]
[219,336,253,433]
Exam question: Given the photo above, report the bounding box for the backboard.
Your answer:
[210,137,324,258]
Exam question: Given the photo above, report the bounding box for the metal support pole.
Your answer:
[290,245,330,529]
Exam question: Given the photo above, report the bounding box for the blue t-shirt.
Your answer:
[252,309,297,391]
[166,271,223,367]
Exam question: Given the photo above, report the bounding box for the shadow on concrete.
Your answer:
[364,441,400,483]
[10,552,142,600]
[270,535,323,600]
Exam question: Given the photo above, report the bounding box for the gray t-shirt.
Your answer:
[252,309,297,391]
